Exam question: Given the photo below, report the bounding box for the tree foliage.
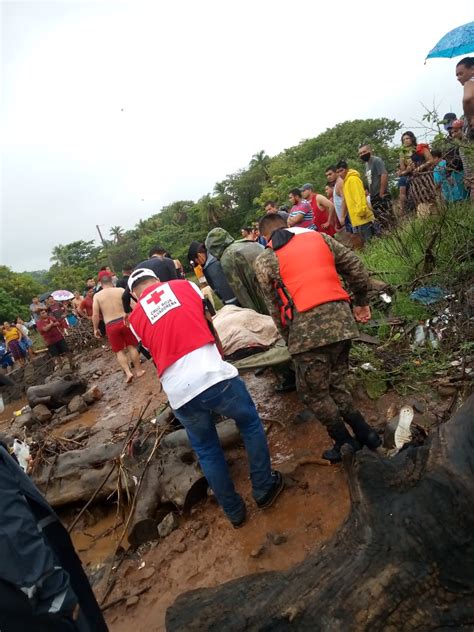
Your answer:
[0,266,44,322]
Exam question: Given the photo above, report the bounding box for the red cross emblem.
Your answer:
[146,288,165,305]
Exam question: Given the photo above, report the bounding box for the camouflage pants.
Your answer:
[293,340,355,428]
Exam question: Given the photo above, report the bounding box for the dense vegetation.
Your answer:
[2,117,405,321]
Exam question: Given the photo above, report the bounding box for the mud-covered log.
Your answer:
[27,376,87,409]
[166,395,474,632]
[127,447,206,547]
[34,442,123,506]
[161,419,240,450]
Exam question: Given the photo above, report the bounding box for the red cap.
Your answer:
[98,270,111,281]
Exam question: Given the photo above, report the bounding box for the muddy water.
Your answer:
[69,507,122,567]
[0,397,28,431]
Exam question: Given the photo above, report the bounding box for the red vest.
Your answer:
[272,231,350,324]
[129,280,214,376]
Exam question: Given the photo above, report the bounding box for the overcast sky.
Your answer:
[1,1,471,272]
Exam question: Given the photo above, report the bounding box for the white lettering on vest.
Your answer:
[141,284,181,324]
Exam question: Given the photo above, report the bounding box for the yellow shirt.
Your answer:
[4,327,20,343]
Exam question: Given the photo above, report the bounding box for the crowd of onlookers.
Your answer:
[239,120,471,251]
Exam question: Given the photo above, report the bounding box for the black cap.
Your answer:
[187,241,203,265]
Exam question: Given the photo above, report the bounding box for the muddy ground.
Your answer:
[0,344,462,632]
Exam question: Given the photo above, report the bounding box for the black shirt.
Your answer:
[122,256,178,313]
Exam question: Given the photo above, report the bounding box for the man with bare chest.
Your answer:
[92,273,144,383]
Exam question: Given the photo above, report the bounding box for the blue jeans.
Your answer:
[173,376,274,522]
[353,221,375,242]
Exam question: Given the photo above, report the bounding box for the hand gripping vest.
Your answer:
[271,231,350,325]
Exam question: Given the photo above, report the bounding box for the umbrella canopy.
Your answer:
[427,21,474,59]
[51,290,74,301]
[39,292,52,302]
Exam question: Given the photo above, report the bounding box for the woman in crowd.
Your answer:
[15,317,34,360]
[397,131,435,213]
[450,119,473,198]
[2,322,26,367]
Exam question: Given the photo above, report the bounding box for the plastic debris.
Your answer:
[361,362,377,372]
[380,293,392,304]
[13,405,31,417]
[413,325,426,346]
[13,439,31,472]
[410,286,444,305]
[384,405,414,455]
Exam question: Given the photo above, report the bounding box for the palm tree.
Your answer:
[50,244,69,266]
[199,195,224,227]
[250,150,271,183]
[110,226,124,244]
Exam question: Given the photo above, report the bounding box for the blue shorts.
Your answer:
[398,176,410,188]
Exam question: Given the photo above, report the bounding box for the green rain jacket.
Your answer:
[205,228,269,314]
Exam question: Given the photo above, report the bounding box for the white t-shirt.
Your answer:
[160,342,238,410]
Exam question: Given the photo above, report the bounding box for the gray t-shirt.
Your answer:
[365,156,387,198]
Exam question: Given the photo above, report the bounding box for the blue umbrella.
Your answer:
[427,21,474,59]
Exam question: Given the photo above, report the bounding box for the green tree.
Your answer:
[0,287,25,322]
[50,240,101,268]
[110,226,125,243]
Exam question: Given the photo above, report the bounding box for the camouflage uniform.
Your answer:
[255,232,370,428]
[205,228,269,315]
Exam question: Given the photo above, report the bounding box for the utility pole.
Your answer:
[96,224,116,272]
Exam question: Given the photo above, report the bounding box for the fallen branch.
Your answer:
[67,462,117,533]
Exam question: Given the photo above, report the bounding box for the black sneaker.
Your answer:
[231,504,247,529]
[256,471,285,509]
[322,445,344,464]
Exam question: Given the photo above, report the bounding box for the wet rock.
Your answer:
[415,413,437,430]
[14,412,34,430]
[32,404,53,423]
[196,525,209,540]
[67,395,88,414]
[250,544,266,558]
[172,542,187,554]
[83,386,104,405]
[437,385,457,398]
[140,567,155,580]
[268,532,287,546]
[158,512,179,538]
[126,595,140,607]
[410,399,426,414]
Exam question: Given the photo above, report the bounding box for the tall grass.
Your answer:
[360,201,474,289]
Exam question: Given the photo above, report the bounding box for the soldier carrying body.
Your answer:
[255,214,381,463]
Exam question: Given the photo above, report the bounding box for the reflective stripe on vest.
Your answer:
[273,232,350,322]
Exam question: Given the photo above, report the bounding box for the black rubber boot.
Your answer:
[322,422,360,464]
[343,411,382,450]
[274,367,296,393]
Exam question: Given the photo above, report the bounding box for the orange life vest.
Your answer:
[271,231,350,325]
